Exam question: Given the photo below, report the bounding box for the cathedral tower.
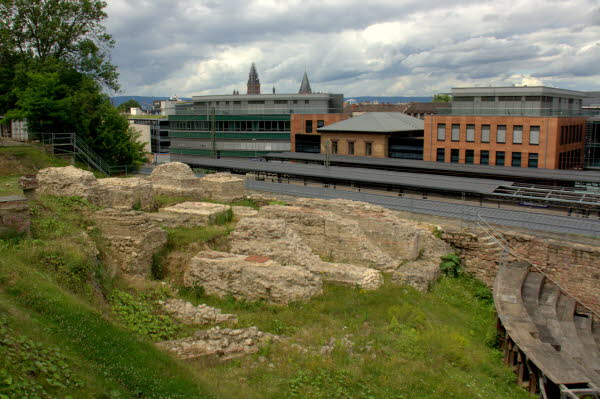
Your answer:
[247,63,261,95]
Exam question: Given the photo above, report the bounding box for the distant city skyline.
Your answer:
[106,0,600,97]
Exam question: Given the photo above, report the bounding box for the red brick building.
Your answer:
[291,113,349,153]
[424,87,588,169]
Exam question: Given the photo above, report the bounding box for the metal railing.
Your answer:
[476,213,600,319]
[41,132,138,176]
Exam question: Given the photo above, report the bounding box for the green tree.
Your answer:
[433,93,451,103]
[117,99,142,113]
[0,0,118,91]
[0,1,147,169]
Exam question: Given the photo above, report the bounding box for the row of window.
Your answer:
[558,149,583,169]
[437,123,540,145]
[453,96,579,104]
[305,120,325,133]
[197,100,311,106]
[436,148,539,168]
[330,140,373,156]
[170,120,291,132]
[559,125,584,145]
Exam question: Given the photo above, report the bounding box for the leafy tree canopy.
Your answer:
[432,94,451,103]
[117,99,142,113]
[0,0,118,91]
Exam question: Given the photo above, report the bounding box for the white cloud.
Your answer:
[105,0,600,96]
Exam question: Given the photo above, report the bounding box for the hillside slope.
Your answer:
[0,145,530,399]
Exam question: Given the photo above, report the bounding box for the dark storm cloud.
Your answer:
[105,0,600,96]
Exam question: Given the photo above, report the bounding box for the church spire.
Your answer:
[247,63,261,95]
[299,71,312,94]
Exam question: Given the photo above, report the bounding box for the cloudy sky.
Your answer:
[105,0,600,97]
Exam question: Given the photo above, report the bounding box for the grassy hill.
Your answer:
[0,144,530,398]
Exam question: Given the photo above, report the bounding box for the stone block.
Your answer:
[96,177,155,210]
[149,202,231,228]
[0,195,29,235]
[161,299,237,325]
[36,166,100,201]
[183,250,322,304]
[232,206,258,219]
[150,162,201,198]
[230,217,383,290]
[93,209,167,277]
[199,173,245,202]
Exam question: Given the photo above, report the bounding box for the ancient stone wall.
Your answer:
[149,202,231,228]
[150,162,201,198]
[36,166,100,202]
[93,209,167,277]
[96,177,155,211]
[0,196,30,235]
[443,228,600,314]
[200,173,245,202]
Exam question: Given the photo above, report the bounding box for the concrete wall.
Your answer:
[129,123,152,153]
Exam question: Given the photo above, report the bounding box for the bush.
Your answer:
[440,253,462,277]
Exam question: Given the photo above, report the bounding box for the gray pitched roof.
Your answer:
[318,112,424,133]
[299,72,312,94]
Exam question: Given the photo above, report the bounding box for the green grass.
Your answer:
[176,277,529,399]
[0,175,20,196]
[0,145,68,176]
[0,194,217,398]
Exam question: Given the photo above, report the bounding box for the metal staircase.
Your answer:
[41,133,112,176]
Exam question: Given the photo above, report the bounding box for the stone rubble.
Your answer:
[0,195,30,235]
[149,202,231,228]
[93,209,167,277]
[200,173,245,202]
[184,250,323,304]
[161,299,238,325]
[156,326,277,361]
[150,162,200,198]
[96,177,155,211]
[258,205,397,270]
[232,205,259,219]
[230,218,383,290]
[36,166,100,202]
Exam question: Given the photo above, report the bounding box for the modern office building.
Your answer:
[169,64,344,160]
[586,116,600,169]
[317,112,425,159]
[424,86,589,169]
[290,113,349,153]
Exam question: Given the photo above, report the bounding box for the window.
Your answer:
[304,100,310,104]
[436,148,445,162]
[437,124,446,141]
[481,125,490,143]
[453,96,474,102]
[365,142,372,156]
[496,151,505,166]
[498,96,522,101]
[305,120,313,133]
[451,149,460,163]
[525,96,541,101]
[513,125,523,144]
[466,124,475,142]
[496,125,506,143]
[248,100,265,104]
[528,153,539,168]
[481,96,495,102]
[347,141,355,155]
[465,149,474,164]
[480,150,489,165]
[317,120,325,128]
[293,100,298,104]
[331,140,338,154]
[274,100,288,104]
[529,126,540,145]
[451,124,460,141]
[511,152,522,167]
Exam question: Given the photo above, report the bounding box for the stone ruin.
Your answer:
[0,195,30,236]
[150,163,245,202]
[93,209,167,277]
[36,166,101,202]
[150,162,200,198]
[183,250,323,304]
[156,326,277,362]
[96,177,154,211]
[161,299,238,325]
[229,217,383,290]
[231,205,258,219]
[149,202,231,228]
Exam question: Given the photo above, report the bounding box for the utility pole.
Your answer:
[210,106,216,158]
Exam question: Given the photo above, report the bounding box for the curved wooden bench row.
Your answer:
[494,262,599,397]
